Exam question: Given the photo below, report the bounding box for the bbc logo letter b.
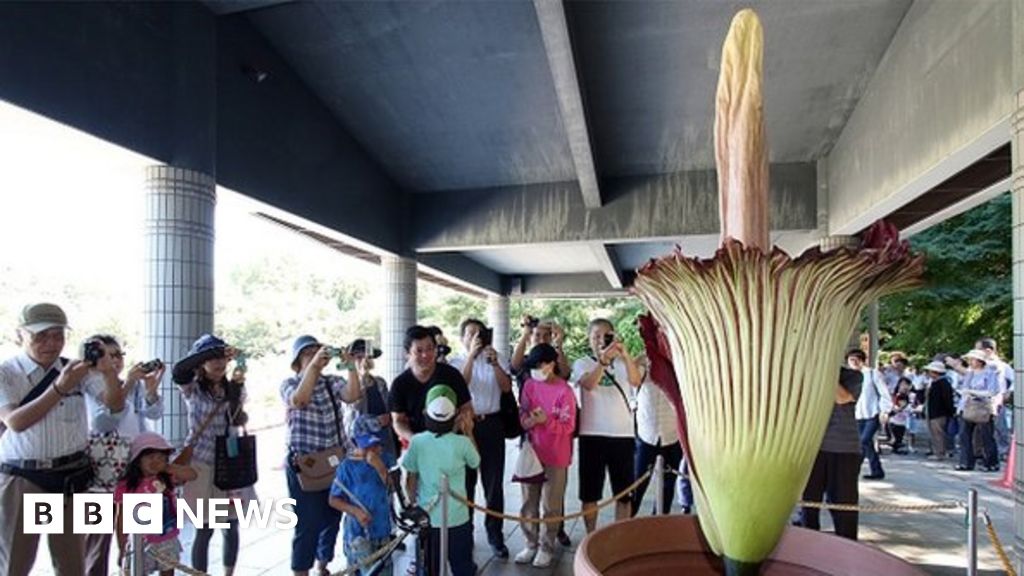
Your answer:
[24,494,64,534]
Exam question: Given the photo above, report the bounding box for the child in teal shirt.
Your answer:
[402,384,480,576]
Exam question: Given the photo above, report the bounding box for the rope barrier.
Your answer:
[448,469,652,524]
[983,511,1017,576]
[797,500,965,513]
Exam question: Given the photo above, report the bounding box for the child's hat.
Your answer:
[129,431,174,463]
[425,384,457,423]
[353,432,382,450]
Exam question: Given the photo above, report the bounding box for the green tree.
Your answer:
[878,193,1011,361]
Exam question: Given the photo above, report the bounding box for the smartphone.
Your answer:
[234,353,248,371]
[603,333,615,348]
[479,327,493,347]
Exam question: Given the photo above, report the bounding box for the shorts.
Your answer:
[578,435,635,503]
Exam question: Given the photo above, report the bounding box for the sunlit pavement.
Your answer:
[33,425,1014,575]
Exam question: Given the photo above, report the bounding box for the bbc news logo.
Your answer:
[24,494,298,534]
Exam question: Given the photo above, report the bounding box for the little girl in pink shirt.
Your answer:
[514,343,576,568]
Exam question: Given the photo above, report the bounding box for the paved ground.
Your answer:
[33,424,1015,575]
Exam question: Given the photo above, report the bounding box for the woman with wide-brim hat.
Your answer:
[955,350,1000,472]
[171,334,256,576]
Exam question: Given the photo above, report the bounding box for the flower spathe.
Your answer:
[632,238,923,568]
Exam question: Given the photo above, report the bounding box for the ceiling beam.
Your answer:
[533,0,601,209]
[590,243,623,289]
[412,163,817,251]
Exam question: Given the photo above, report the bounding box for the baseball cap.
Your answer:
[19,303,68,333]
[425,384,457,423]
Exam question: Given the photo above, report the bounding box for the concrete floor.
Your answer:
[31,424,1015,575]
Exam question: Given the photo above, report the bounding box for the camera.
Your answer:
[479,327,493,347]
[525,316,539,329]
[138,359,164,373]
[324,346,344,358]
[83,340,104,366]
[603,333,615,348]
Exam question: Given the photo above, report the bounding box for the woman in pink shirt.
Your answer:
[514,343,576,568]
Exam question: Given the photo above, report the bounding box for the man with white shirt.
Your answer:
[977,338,1013,459]
[571,318,642,533]
[0,303,108,575]
[630,355,684,516]
[448,318,513,559]
[847,348,892,480]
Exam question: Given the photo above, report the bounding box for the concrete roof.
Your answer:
[3,1,1009,296]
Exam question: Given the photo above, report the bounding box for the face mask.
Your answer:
[530,368,551,381]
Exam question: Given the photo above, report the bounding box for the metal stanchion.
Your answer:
[967,488,978,576]
[440,474,450,576]
[653,455,665,516]
[132,532,145,576]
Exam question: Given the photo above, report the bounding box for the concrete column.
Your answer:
[1011,1,1024,569]
[381,255,417,383]
[868,301,880,367]
[487,294,511,359]
[143,165,215,446]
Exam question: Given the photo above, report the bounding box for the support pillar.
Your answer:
[1011,0,1024,570]
[868,301,880,367]
[143,166,215,446]
[487,294,511,359]
[381,255,417,383]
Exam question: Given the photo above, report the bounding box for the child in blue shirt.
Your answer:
[402,384,480,576]
[329,426,396,576]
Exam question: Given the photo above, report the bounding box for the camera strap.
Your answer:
[20,357,70,407]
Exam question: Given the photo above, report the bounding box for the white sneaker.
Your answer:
[533,547,554,568]
[514,546,538,564]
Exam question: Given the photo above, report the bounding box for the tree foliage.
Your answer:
[878,193,1011,362]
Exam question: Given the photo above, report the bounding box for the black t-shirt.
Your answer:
[388,363,472,434]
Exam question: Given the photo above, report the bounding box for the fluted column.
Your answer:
[143,165,215,446]
[381,256,417,383]
[487,294,511,359]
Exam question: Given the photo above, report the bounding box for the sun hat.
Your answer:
[129,431,174,463]
[290,335,321,370]
[963,350,989,364]
[19,303,68,333]
[923,361,947,374]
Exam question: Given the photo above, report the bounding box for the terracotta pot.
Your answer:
[574,515,926,575]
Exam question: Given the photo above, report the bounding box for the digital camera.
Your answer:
[83,340,104,366]
[525,316,540,329]
[138,358,164,373]
[479,327,493,347]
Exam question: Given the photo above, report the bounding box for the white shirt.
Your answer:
[855,368,892,420]
[83,372,163,437]
[634,378,679,446]
[571,356,634,438]
[448,352,509,415]
[0,354,89,460]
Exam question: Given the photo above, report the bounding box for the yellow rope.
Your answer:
[448,469,652,524]
[983,511,1017,576]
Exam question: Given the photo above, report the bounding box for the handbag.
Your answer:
[500,390,524,439]
[294,380,346,492]
[214,425,258,490]
[86,431,131,492]
[511,439,545,484]
[172,399,225,467]
[963,397,992,424]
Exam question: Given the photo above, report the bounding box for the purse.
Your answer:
[86,431,131,492]
[511,439,545,484]
[172,399,225,467]
[963,397,992,424]
[214,425,258,490]
[294,380,346,492]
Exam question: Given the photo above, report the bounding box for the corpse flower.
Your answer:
[631,10,924,575]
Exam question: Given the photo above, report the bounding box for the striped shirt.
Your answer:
[179,378,246,466]
[281,374,350,455]
[83,372,164,437]
[0,354,88,460]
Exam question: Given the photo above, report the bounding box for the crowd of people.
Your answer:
[0,301,1014,576]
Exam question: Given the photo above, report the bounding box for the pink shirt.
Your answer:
[520,378,576,467]
[114,476,179,543]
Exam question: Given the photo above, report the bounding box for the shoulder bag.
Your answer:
[294,379,346,492]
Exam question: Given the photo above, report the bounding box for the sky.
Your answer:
[0,99,386,353]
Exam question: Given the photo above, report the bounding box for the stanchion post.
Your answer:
[132,532,145,576]
[653,455,665,516]
[967,488,978,576]
[440,474,450,576]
